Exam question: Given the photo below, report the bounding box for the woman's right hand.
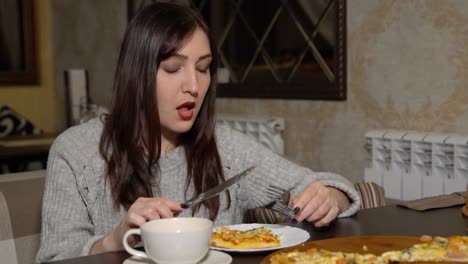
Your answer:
[91,197,184,254]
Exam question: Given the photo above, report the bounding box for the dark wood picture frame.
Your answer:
[127,0,346,100]
[0,0,38,85]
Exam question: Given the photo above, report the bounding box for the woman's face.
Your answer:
[156,28,212,145]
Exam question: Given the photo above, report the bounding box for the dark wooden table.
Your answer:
[44,204,468,264]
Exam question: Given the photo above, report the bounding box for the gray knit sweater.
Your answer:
[36,118,360,263]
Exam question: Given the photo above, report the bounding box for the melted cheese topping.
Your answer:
[271,235,468,264]
[270,249,385,264]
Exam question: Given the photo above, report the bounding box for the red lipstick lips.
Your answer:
[176,102,195,120]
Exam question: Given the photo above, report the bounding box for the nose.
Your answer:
[182,68,199,95]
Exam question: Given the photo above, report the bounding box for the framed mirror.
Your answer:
[0,0,38,85]
[128,0,346,100]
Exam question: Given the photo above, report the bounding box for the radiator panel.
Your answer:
[216,114,285,155]
[365,130,468,200]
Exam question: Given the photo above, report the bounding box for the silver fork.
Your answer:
[264,185,296,220]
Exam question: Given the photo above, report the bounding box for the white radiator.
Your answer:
[365,130,468,200]
[216,114,285,155]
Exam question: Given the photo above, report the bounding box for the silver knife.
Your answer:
[181,166,255,209]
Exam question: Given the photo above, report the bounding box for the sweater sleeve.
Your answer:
[35,135,102,263]
[217,126,361,217]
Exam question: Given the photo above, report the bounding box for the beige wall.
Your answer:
[51,0,126,131]
[0,0,56,133]
[217,0,468,183]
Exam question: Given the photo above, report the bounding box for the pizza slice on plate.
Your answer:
[210,226,280,249]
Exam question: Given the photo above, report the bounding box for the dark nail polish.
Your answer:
[180,203,189,209]
[293,207,301,215]
[291,218,298,224]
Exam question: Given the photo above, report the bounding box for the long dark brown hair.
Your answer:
[99,2,228,220]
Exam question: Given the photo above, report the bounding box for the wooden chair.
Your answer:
[354,181,386,209]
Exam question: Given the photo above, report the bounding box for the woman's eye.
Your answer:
[163,67,181,74]
[161,63,182,73]
[197,66,210,73]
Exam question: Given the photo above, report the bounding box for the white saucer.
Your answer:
[122,250,232,264]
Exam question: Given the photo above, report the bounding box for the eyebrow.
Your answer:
[169,53,212,61]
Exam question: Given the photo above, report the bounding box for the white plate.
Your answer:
[123,249,232,264]
[211,223,310,253]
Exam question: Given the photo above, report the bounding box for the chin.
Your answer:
[172,121,195,134]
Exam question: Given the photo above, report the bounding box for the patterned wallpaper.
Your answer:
[217,0,468,183]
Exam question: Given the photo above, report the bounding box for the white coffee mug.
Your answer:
[123,217,213,264]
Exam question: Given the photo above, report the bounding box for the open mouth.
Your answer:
[177,102,195,110]
[176,102,195,120]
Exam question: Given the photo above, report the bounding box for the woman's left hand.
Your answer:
[292,181,350,227]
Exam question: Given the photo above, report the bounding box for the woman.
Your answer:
[36,3,360,263]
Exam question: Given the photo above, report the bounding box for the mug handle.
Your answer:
[123,229,148,258]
